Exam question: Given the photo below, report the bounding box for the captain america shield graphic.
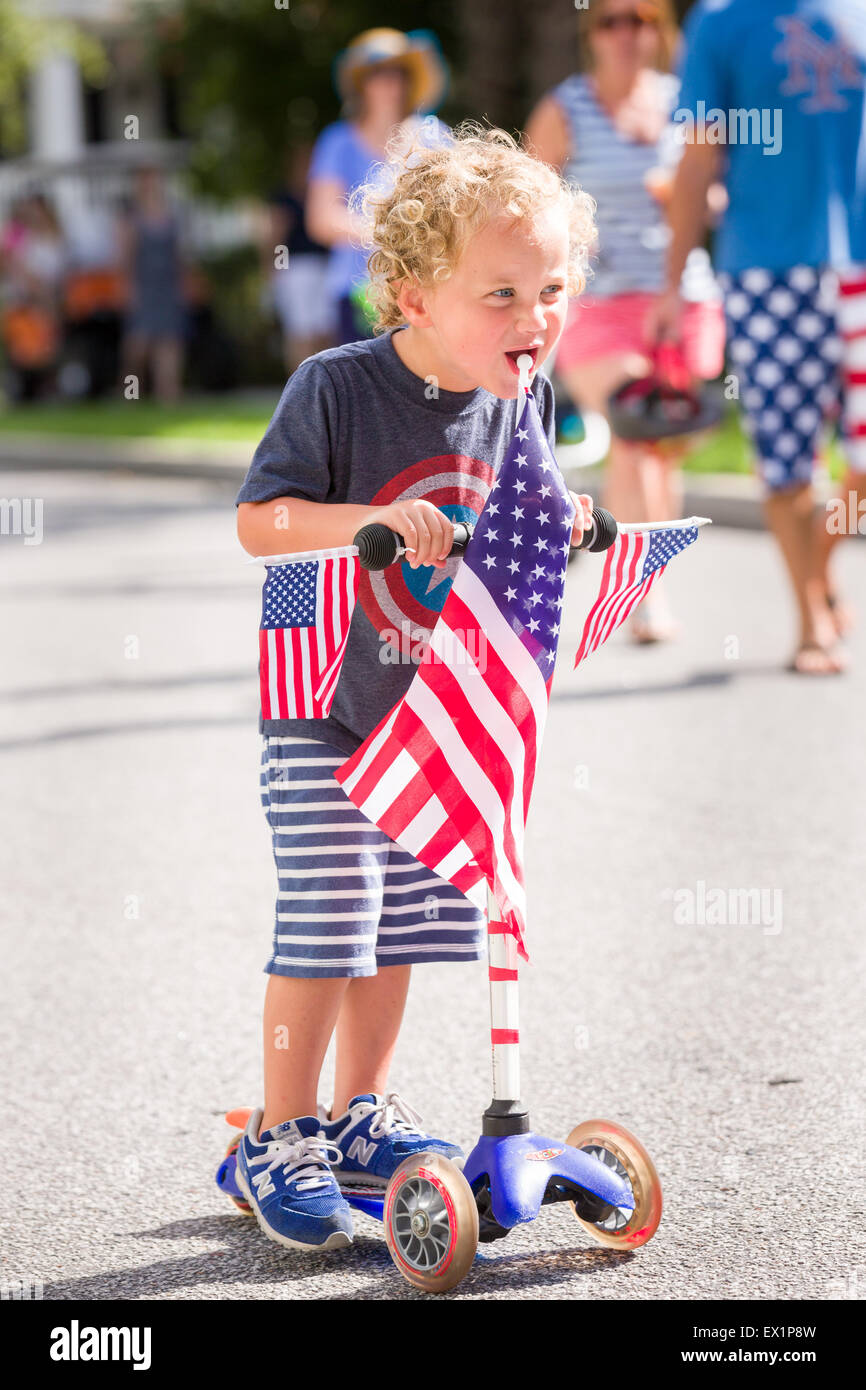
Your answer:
[359,454,493,659]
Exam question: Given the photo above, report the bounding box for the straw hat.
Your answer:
[333,28,448,115]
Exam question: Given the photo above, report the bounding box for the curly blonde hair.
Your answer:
[349,120,597,332]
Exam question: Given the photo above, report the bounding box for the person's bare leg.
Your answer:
[811,467,866,637]
[560,354,682,640]
[153,336,182,402]
[602,435,641,521]
[261,973,349,1135]
[626,443,682,641]
[121,331,148,394]
[559,351,651,422]
[763,482,845,673]
[329,965,413,1120]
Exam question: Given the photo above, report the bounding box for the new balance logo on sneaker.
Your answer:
[320,1092,464,1186]
[346,1136,377,1167]
[234,1108,354,1252]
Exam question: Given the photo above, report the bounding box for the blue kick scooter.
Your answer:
[215,510,662,1292]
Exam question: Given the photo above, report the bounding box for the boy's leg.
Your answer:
[330,964,412,1119]
[261,972,349,1134]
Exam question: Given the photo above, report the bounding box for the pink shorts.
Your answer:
[556,291,726,381]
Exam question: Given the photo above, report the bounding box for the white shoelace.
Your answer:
[364,1092,426,1141]
[250,1135,344,1193]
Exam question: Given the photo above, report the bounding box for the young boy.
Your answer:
[234,123,597,1252]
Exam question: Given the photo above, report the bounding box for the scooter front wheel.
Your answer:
[565,1118,662,1250]
[384,1152,479,1293]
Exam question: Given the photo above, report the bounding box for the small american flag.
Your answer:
[334,388,576,962]
[573,523,699,667]
[259,547,360,719]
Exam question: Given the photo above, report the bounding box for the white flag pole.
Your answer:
[617,516,713,533]
[516,355,533,433]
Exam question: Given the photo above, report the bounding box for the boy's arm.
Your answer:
[237,497,382,557]
[237,358,370,556]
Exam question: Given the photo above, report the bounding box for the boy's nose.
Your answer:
[513,306,547,336]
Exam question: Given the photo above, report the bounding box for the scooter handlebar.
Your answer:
[353,507,618,572]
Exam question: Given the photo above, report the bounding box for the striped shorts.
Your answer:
[259,735,488,978]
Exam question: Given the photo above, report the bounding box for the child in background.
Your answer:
[234,123,597,1253]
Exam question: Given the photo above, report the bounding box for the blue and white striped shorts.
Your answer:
[259,735,488,978]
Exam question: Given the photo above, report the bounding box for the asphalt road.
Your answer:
[2,467,864,1302]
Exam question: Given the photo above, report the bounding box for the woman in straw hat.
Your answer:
[306,27,449,346]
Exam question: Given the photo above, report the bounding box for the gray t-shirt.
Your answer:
[236,325,556,757]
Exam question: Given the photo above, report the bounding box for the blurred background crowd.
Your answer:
[0,0,733,406]
[0,0,864,667]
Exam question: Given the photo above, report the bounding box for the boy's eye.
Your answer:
[489,285,564,299]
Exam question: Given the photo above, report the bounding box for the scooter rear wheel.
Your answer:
[565,1118,662,1250]
[384,1152,479,1293]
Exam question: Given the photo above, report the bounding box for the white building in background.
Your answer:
[1,0,256,260]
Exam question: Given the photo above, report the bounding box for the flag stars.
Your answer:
[464,393,579,680]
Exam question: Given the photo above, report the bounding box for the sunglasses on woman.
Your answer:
[596,10,660,32]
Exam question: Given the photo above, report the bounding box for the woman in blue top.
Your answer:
[306,28,449,347]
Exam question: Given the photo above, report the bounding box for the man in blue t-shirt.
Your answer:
[651,0,866,674]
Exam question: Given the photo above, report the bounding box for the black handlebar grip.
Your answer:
[353,520,475,572]
[573,505,618,553]
[353,522,400,571]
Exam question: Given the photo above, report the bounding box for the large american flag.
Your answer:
[573,523,699,667]
[259,548,360,719]
[334,388,576,962]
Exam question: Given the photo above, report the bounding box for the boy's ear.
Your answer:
[395,276,432,328]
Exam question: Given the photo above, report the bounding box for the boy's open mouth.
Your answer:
[504,347,539,376]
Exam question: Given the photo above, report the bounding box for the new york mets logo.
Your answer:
[773,17,863,113]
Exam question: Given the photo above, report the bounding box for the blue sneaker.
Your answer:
[320,1092,464,1186]
[234,1109,353,1252]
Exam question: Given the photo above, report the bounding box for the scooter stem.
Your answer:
[484,885,529,1135]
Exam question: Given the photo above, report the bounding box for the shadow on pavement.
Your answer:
[38,1210,629,1300]
[552,663,793,701]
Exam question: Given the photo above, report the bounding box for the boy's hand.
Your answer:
[568,491,595,548]
[367,498,455,569]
